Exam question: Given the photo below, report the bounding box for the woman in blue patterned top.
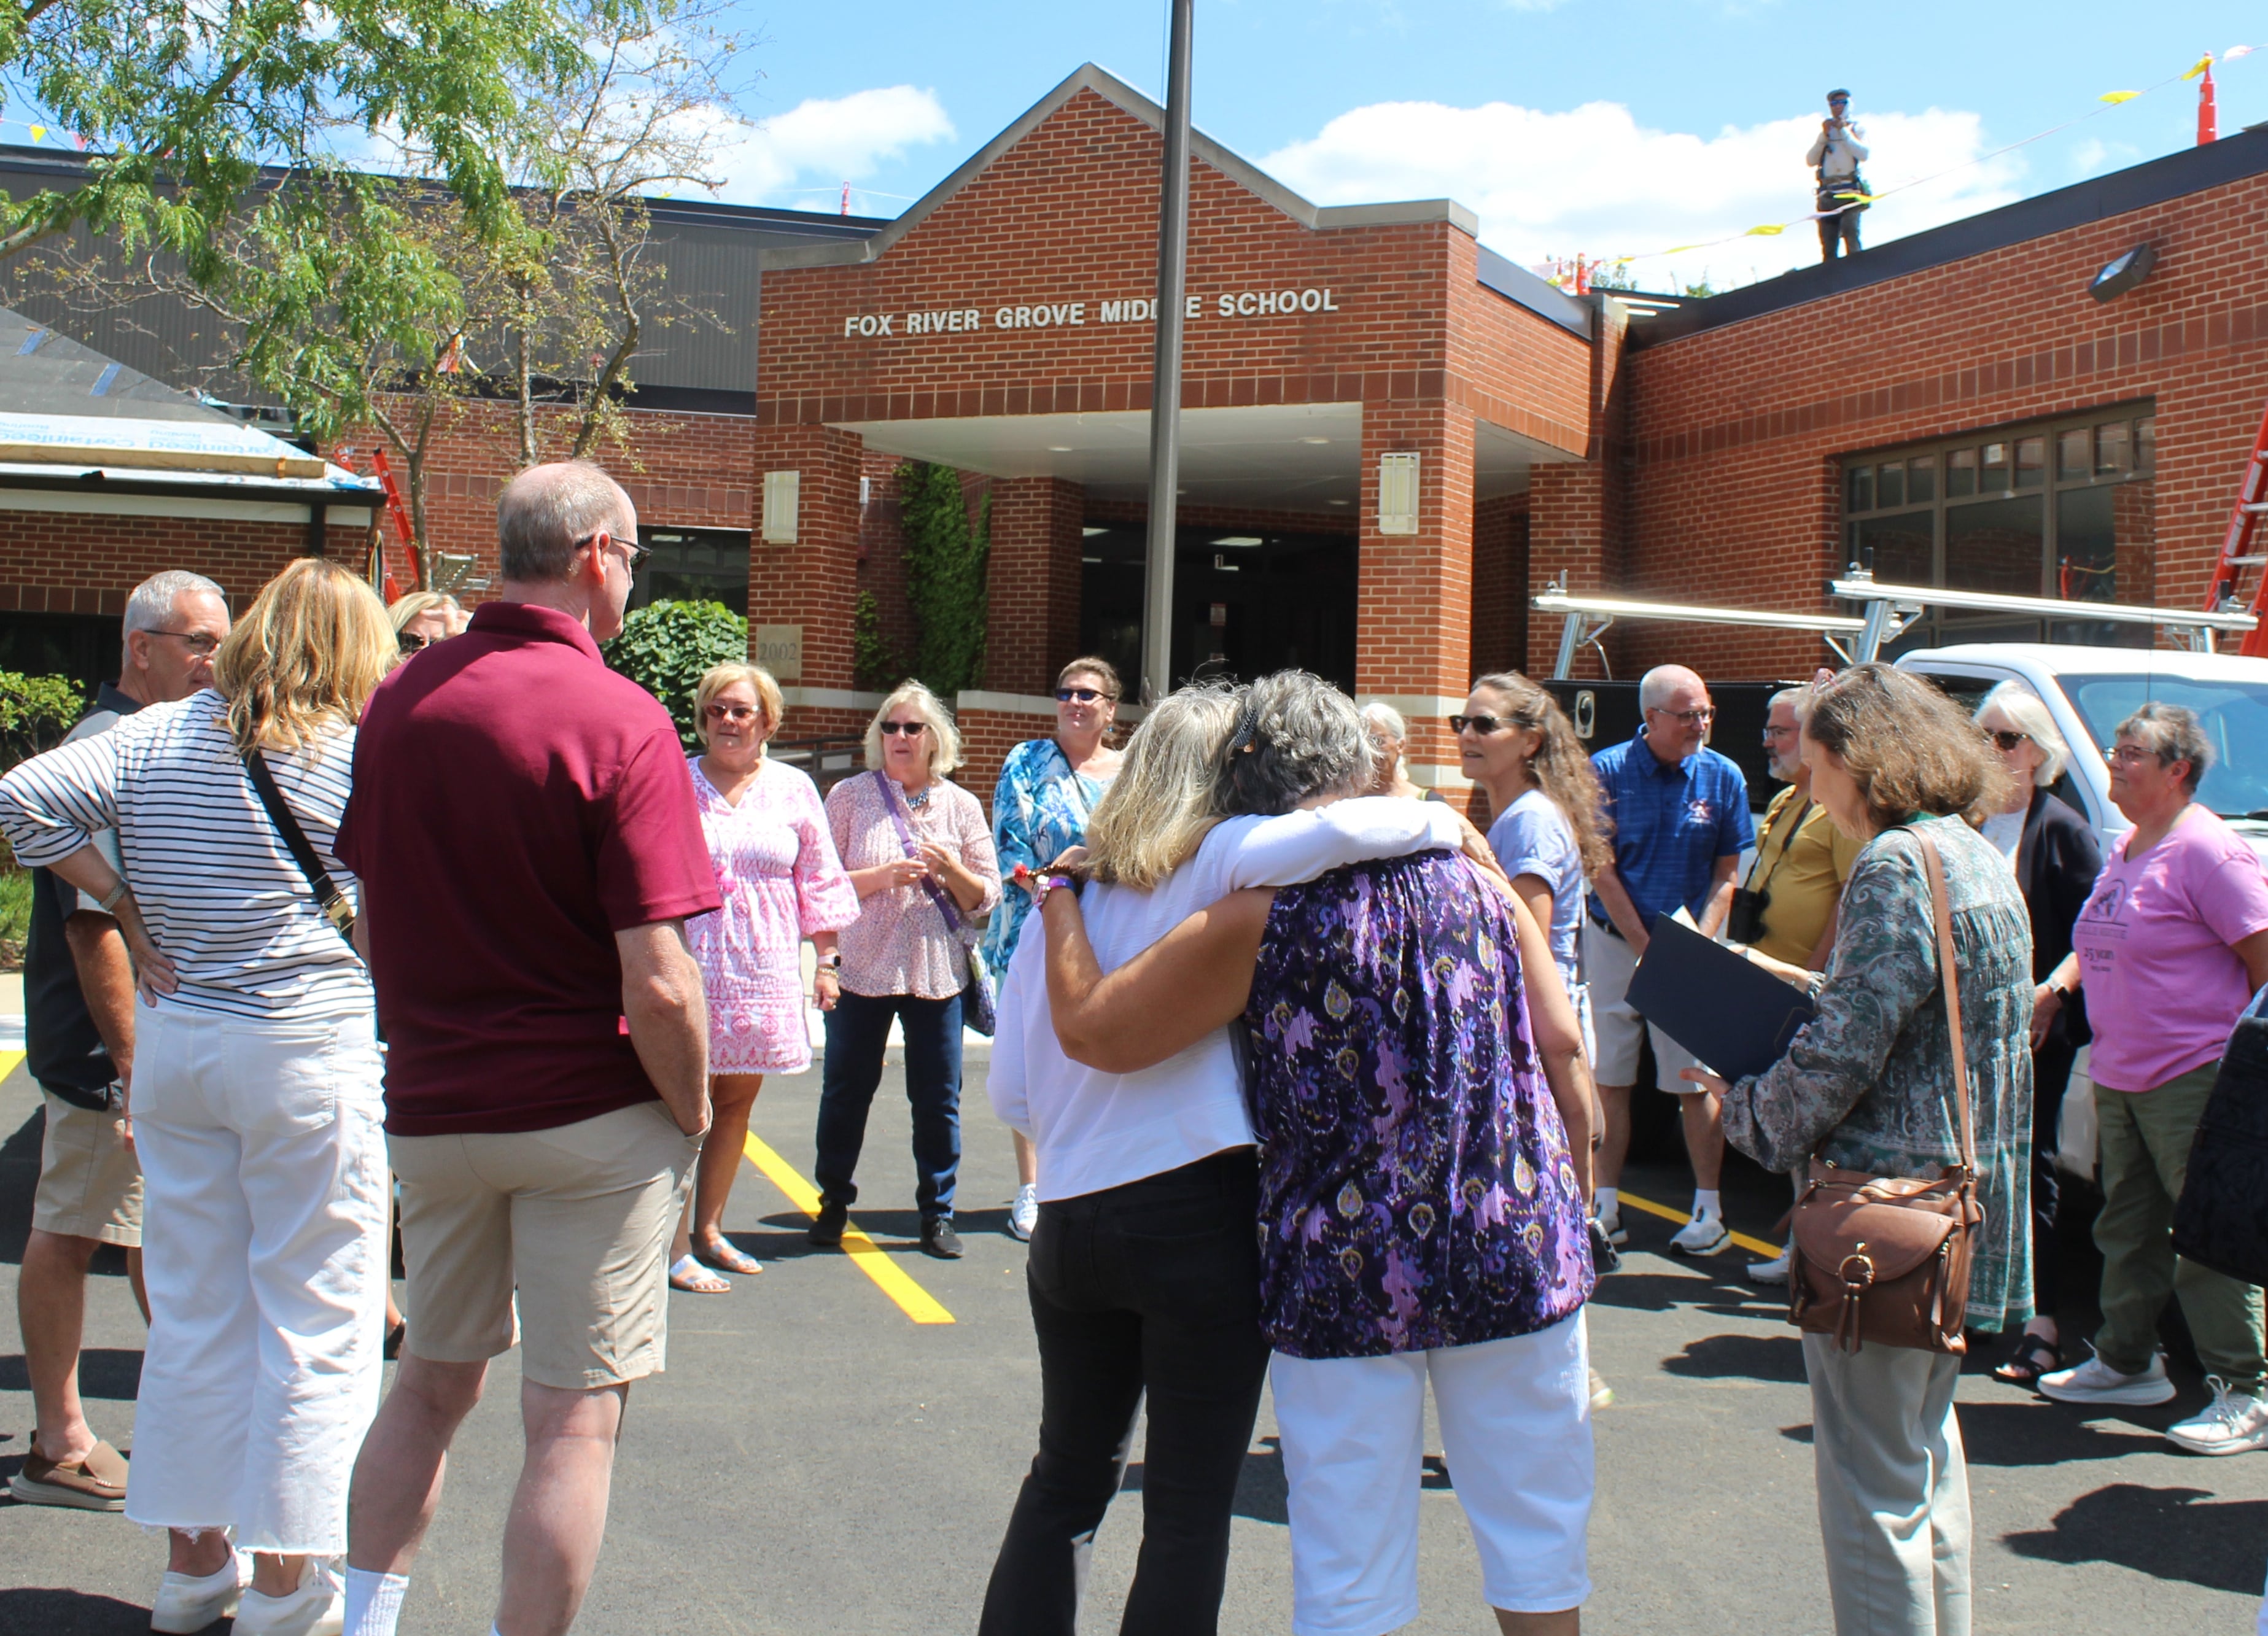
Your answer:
[985,657,1122,1239]
[1041,672,1599,1636]
[1683,664,2032,1636]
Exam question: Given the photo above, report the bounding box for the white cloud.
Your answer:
[1262,99,2025,290]
[698,86,954,207]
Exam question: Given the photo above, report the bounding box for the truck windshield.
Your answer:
[2060,673,2268,820]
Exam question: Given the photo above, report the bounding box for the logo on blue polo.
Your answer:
[1686,799,1714,824]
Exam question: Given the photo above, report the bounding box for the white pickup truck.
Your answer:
[1894,642,2268,859]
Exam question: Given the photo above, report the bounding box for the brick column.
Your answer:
[985,476,1085,693]
[1357,398,1475,801]
[750,424,864,735]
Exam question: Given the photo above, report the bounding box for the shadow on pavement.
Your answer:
[1120,1439,1291,1526]
[1955,1400,2177,1467]
[0,1588,156,1636]
[1588,1267,1776,1319]
[1,1107,42,1265]
[2002,1484,2268,1594]
[0,1347,141,1400]
[1660,1332,1807,1382]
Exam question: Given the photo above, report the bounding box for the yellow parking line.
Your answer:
[741,1133,955,1325]
[1617,1189,1781,1260]
[0,1050,24,1081]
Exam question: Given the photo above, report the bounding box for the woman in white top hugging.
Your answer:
[0,559,395,1636]
[977,675,1480,1636]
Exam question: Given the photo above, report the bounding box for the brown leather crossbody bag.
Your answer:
[1787,829,1985,1355]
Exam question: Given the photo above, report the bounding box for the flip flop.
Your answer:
[669,1253,731,1295]
[694,1238,764,1277]
[1991,1332,2060,1386]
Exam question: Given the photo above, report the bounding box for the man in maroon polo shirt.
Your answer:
[335,461,718,1636]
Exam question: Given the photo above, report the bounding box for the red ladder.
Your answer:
[2205,400,2268,657]
[363,448,422,603]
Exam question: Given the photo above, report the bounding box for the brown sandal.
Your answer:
[9,1439,128,1511]
[1991,1332,2060,1386]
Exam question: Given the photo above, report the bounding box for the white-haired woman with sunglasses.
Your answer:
[816,681,1000,1260]
[1972,682,2100,1386]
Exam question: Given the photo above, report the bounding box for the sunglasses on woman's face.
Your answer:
[1989,730,2031,752]
[398,632,430,654]
[1056,687,1108,704]
[1449,713,1513,735]
[705,703,758,723]
[878,720,928,736]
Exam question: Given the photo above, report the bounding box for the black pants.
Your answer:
[2029,1033,2078,1319]
[1817,199,1862,260]
[978,1150,1270,1636]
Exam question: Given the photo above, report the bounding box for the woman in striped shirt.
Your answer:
[0,558,397,1636]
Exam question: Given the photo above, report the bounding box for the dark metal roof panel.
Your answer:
[1475,246,1593,339]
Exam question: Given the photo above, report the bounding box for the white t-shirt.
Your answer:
[987,797,1467,1202]
[1980,807,2024,866]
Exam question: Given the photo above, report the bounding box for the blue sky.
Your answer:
[693,0,2268,287]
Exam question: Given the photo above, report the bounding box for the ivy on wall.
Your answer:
[852,591,906,693]
[896,459,990,698]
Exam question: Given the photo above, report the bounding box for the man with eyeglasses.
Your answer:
[12,570,229,1513]
[1585,664,1753,1255]
[336,460,715,1636]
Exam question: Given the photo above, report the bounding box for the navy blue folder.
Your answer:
[1623,912,1817,1082]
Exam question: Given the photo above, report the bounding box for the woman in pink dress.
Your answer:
[671,662,858,1293]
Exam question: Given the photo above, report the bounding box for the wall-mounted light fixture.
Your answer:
[2089,241,2157,303]
[1378,452,1421,535]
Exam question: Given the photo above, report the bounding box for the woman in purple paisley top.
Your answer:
[1044,672,1599,1636]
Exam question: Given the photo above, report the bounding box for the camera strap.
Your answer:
[1744,796,1813,894]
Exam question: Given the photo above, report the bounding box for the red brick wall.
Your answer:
[1617,167,2268,676]
[987,476,1085,695]
[1472,494,1529,678]
[0,511,371,615]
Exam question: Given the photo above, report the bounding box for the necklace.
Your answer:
[904,784,932,812]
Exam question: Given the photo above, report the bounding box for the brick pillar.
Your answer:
[750,424,863,732]
[1526,297,1628,679]
[1472,494,1529,678]
[985,476,1085,694]
[1357,399,1475,800]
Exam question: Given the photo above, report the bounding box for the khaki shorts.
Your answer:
[33,1090,143,1246]
[1582,921,1706,1093]
[388,1100,698,1390]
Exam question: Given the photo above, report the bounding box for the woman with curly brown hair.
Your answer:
[0,557,398,1635]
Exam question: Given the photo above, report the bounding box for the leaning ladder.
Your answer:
[2204,400,2268,658]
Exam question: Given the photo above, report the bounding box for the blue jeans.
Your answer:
[815,989,963,1220]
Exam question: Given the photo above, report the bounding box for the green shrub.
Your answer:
[0,671,83,770]
[602,600,750,750]
[0,866,28,969]
[896,459,989,697]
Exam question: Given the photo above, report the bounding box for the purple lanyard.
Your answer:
[875,771,966,932]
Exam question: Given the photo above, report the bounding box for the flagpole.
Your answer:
[1140,0,1194,704]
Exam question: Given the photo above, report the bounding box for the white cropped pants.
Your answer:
[124,1002,389,1554]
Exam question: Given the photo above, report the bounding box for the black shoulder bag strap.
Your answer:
[244,751,357,947]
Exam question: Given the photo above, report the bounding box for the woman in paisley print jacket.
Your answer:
[1684,662,2032,1636]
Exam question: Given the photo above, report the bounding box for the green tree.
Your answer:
[0,670,82,769]
[896,459,988,698]
[601,598,747,748]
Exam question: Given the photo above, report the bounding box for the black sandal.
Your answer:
[1990,1332,2059,1386]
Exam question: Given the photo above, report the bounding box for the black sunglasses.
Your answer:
[1989,730,2031,751]
[1056,687,1110,704]
[398,632,430,654]
[877,720,928,736]
[1450,713,1517,735]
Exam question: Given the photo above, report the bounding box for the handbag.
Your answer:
[2170,994,2268,1287]
[874,771,996,1037]
[1785,828,1984,1355]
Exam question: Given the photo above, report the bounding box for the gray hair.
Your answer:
[1359,700,1407,744]
[1768,685,1806,716]
[863,679,962,776]
[497,461,633,583]
[2116,700,2212,793]
[1976,681,2072,787]
[123,570,225,656]
[1217,670,1375,817]
[1639,665,1703,713]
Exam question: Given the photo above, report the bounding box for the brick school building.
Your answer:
[4,62,2266,805]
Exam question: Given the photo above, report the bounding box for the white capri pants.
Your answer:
[124,1002,389,1554]
[1270,1312,1594,1636]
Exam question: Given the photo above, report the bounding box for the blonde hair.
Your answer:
[1975,682,2072,788]
[1083,682,1241,889]
[1803,663,2014,831]
[387,590,462,635]
[694,662,784,740]
[1469,672,1615,878]
[214,559,398,757]
[863,680,961,775]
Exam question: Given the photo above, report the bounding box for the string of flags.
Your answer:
[1547,43,2264,289]
[0,113,88,149]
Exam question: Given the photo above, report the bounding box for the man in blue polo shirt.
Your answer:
[1585,664,1753,1255]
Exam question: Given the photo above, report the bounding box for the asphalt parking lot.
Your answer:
[2,1052,2263,1635]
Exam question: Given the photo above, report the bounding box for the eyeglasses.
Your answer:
[2103,744,2160,767]
[1989,730,2032,752]
[582,530,649,573]
[1449,713,1515,735]
[398,632,431,654]
[146,629,222,657]
[1055,687,1109,704]
[705,703,759,723]
[1761,723,1799,740]
[877,720,929,736]
[1649,706,1716,725]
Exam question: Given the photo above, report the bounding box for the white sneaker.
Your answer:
[1588,1368,1615,1411]
[2165,1378,2268,1456]
[151,1553,249,1634]
[2038,1350,2177,1407]
[1669,1209,1728,1255]
[1009,1184,1039,1242]
[1594,1207,1628,1247]
[232,1560,344,1636]
[1746,1247,1792,1284]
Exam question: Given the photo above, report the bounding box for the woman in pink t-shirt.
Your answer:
[2034,702,2268,1457]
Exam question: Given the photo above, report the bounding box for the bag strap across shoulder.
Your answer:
[874,769,967,934]
[243,750,356,947]
[1914,828,1976,1177]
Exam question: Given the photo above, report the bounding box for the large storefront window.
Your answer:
[1843,405,2155,651]
[628,526,751,616]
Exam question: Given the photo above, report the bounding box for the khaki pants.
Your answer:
[2092,1064,2268,1391]
[1804,1335,1970,1636]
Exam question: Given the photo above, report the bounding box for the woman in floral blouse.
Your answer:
[1685,663,2032,1636]
[1040,672,1599,1636]
[983,656,1123,1240]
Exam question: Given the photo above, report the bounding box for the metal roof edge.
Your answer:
[1629,125,2268,351]
[1316,199,1477,235]
[1475,245,1593,339]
